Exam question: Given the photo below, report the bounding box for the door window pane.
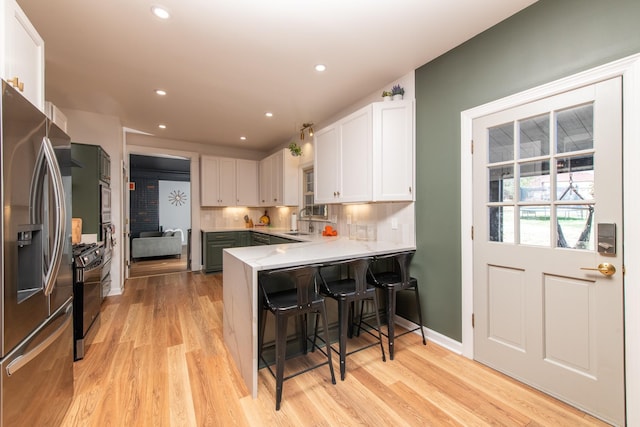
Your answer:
[489,166,514,202]
[519,161,550,202]
[488,123,514,163]
[489,206,514,243]
[556,155,594,201]
[519,114,549,159]
[557,104,593,153]
[520,206,550,246]
[557,205,595,250]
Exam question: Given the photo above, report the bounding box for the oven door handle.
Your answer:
[6,303,72,376]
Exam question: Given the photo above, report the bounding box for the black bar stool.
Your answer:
[258,265,336,411]
[316,257,386,380]
[359,250,427,360]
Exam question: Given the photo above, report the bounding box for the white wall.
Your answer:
[158,180,190,244]
[64,108,124,295]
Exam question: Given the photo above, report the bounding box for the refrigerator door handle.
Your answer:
[5,303,73,377]
[31,137,67,295]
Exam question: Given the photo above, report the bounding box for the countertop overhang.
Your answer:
[224,235,415,270]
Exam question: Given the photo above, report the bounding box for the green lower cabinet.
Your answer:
[203,232,236,272]
[269,235,297,244]
[202,231,300,273]
[236,231,251,247]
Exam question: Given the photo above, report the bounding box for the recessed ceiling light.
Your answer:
[155,89,167,96]
[265,112,273,117]
[240,136,247,141]
[315,64,326,72]
[151,5,170,19]
[158,124,167,129]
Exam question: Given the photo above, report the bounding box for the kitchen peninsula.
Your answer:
[222,233,415,398]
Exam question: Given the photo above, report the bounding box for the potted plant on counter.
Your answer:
[381,90,392,101]
[391,84,405,100]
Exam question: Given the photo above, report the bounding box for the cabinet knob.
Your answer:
[7,77,24,92]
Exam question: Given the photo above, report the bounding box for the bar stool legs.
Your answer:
[258,265,336,410]
[318,258,386,381]
[360,251,427,360]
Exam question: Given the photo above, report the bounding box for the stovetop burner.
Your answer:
[73,242,104,269]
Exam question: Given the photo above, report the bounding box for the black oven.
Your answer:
[72,243,103,360]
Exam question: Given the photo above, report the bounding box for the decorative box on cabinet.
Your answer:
[314,100,415,204]
[259,148,298,206]
[0,0,45,110]
[200,156,236,206]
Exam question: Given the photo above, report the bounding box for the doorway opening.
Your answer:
[128,154,191,278]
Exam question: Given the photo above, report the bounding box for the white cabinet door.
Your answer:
[339,106,372,203]
[314,106,372,203]
[280,149,299,206]
[201,156,236,206]
[314,125,340,203]
[271,151,283,205]
[219,158,236,206]
[258,149,299,206]
[201,156,222,206]
[259,155,272,206]
[1,0,45,110]
[236,159,258,206]
[373,100,414,201]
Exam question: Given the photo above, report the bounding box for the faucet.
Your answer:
[298,207,311,218]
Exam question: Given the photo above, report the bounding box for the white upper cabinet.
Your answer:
[200,156,236,206]
[315,100,413,204]
[1,0,45,110]
[314,125,340,203]
[236,159,259,206]
[372,100,415,201]
[315,106,373,203]
[259,148,298,206]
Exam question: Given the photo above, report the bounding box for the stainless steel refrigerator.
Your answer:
[0,80,74,426]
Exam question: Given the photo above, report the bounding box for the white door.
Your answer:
[473,78,624,425]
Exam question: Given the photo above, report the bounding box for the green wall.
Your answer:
[414,0,640,341]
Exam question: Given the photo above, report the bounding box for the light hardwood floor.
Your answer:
[62,271,608,426]
[129,247,188,278]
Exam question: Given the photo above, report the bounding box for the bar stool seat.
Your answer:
[316,257,386,380]
[258,264,336,410]
[360,251,426,360]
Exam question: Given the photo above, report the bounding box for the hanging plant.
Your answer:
[288,142,302,156]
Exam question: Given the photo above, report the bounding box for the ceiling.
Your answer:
[18,0,537,153]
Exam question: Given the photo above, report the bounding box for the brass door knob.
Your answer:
[580,262,616,276]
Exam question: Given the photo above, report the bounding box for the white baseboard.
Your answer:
[394,317,463,356]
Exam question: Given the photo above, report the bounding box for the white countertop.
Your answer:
[224,235,415,270]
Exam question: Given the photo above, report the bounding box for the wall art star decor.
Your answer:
[168,189,187,206]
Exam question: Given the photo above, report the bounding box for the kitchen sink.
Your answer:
[284,232,309,236]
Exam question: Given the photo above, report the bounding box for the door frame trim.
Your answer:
[461,53,640,424]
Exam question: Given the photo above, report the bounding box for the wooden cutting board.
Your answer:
[72,218,82,244]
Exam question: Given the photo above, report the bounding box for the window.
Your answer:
[302,167,327,219]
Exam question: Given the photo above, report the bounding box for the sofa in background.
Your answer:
[131,230,183,260]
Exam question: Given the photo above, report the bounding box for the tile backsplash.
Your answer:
[200,201,415,246]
